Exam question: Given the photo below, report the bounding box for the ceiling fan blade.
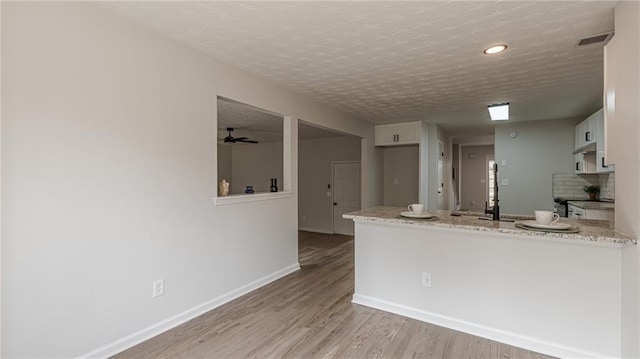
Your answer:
[237,139,259,144]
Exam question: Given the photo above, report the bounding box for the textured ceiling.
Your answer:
[99,1,616,138]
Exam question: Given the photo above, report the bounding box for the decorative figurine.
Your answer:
[218,179,229,197]
[245,185,255,194]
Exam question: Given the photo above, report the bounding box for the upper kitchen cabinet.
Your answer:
[595,109,615,173]
[573,108,613,173]
[374,121,420,146]
[574,109,598,151]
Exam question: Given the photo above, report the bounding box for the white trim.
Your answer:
[78,263,301,359]
[352,294,610,359]
[213,191,293,206]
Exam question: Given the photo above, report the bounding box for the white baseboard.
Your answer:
[352,294,610,359]
[298,227,333,234]
[78,263,301,359]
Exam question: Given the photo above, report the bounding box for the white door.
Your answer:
[486,155,495,207]
[437,141,444,209]
[333,162,361,235]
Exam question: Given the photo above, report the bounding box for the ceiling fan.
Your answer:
[222,127,259,144]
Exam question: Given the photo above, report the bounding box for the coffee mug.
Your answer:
[408,204,424,214]
[534,210,560,225]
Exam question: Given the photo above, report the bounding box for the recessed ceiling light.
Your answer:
[488,103,510,121]
[483,44,508,55]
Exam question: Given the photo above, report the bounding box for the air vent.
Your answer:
[578,32,614,47]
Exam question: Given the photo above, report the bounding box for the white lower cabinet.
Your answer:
[568,204,585,219]
[568,204,614,223]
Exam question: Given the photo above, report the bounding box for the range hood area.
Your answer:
[573,141,597,155]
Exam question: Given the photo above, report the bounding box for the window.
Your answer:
[215,97,292,205]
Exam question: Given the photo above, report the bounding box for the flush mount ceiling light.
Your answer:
[488,103,510,121]
[483,44,508,55]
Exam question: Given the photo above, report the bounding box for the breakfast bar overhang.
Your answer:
[344,207,636,359]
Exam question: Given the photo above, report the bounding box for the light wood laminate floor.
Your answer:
[113,231,554,358]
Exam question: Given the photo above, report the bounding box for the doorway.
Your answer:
[458,144,495,211]
[486,155,495,208]
[332,162,361,235]
[437,140,444,209]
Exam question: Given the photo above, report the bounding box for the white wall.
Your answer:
[298,136,361,233]
[1,2,380,357]
[383,146,419,207]
[460,145,494,211]
[217,144,232,188]
[353,221,623,358]
[605,2,640,357]
[231,142,283,194]
[494,118,578,215]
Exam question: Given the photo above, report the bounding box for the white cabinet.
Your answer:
[568,204,585,219]
[594,109,615,173]
[574,153,584,174]
[574,153,595,174]
[568,203,615,223]
[574,110,597,150]
[573,108,613,173]
[374,122,420,146]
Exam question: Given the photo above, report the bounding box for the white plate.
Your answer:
[520,220,572,230]
[400,211,435,219]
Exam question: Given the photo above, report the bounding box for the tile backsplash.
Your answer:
[552,173,615,200]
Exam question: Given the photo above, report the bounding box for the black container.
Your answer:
[270,178,278,192]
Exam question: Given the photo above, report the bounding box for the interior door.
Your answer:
[437,141,444,209]
[333,162,361,235]
[486,155,495,207]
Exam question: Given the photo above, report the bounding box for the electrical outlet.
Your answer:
[421,272,432,287]
[153,279,165,298]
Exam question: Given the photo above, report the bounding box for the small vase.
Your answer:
[588,192,598,200]
[245,185,255,194]
[218,179,229,197]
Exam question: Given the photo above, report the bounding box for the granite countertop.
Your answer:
[343,206,636,246]
[567,201,615,210]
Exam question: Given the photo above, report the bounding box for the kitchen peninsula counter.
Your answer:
[344,206,635,246]
[344,206,632,358]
